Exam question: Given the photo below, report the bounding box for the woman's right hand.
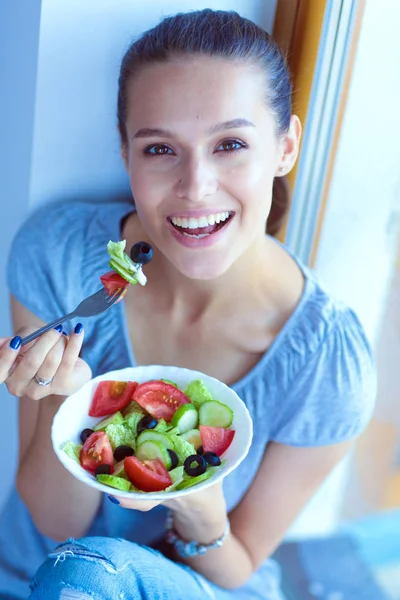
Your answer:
[1,324,92,400]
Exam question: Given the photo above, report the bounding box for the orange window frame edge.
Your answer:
[272,0,366,266]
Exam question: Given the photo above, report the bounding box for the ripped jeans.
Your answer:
[28,536,285,600]
[27,537,229,600]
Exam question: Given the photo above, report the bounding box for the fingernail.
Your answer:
[62,331,68,337]
[74,323,83,334]
[107,495,120,505]
[9,336,21,350]
[54,324,63,333]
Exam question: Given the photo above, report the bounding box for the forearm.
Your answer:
[17,395,101,541]
[172,497,254,589]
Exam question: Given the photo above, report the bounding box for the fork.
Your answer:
[20,287,124,347]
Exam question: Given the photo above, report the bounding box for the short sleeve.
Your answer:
[269,307,377,446]
[7,202,87,324]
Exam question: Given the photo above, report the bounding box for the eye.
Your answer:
[144,144,175,156]
[215,139,247,153]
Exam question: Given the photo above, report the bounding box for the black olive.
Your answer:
[167,449,179,470]
[137,415,158,435]
[80,428,94,444]
[202,451,221,466]
[95,464,111,476]
[130,242,153,265]
[196,445,204,455]
[113,445,135,462]
[184,454,207,477]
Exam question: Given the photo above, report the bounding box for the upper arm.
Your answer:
[230,438,354,569]
[10,294,45,462]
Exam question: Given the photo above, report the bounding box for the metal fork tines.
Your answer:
[21,287,123,347]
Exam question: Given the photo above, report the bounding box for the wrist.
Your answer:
[165,509,230,558]
[171,499,227,545]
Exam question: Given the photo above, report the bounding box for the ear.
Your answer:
[275,115,302,177]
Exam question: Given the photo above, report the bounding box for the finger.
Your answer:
[0,336,22,383]
[107,495,160,511]
[53,323,85,389]
[25,335,67,400]
[6,326,63,397]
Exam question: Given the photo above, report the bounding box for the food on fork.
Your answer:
[100,241,153,300]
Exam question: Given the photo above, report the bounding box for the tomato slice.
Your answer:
[124,457,172,492]
[80,431,114,474]
[100,271,129,302]
[89,380,137,417]
[200,425,235,457]
[133,380,190,421]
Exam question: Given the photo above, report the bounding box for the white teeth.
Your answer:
[171,212,231,229]
[183,232,210,238]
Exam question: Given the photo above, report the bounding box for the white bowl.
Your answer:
[51,365,253,501]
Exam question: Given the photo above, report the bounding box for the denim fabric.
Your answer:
[28,537,285,600]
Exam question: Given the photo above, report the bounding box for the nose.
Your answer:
[174,155,219,202]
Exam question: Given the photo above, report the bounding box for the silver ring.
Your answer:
[34,374,54,387]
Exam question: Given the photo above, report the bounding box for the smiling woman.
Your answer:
[0,8,376,600]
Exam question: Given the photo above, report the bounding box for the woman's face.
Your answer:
[122,56,300,279]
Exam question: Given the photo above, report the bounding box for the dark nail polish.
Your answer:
[62,331,68,337]
[9,336,22,350]
[74,323,83,335]
[107,495,120,505]
[54,324,63,333]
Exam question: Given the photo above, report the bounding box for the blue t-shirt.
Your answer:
[0,201,376,599]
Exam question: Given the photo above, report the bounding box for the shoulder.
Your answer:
[269,271,377,446]
[7,200,132,322]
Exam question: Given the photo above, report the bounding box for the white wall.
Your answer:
[0,0,42,510]
[31,0,277,207]
[1,0,276,510]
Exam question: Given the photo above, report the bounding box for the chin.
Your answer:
[173,254,235,281]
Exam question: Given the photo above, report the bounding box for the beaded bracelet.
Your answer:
[165,510,230,558]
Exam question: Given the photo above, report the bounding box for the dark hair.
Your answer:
[117,9,292,236]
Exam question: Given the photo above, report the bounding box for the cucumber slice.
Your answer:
[176,469,213,490]
[136,440,172,470]
[108,259,139,285]
[181,429,202,450]
[199,401,233,428]
[93,411,124,431]
[136,430,174,449]
[96,474,131,492]
[171,404,198,433]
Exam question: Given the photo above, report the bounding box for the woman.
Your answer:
[0,9,375,600]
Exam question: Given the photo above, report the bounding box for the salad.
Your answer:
[99,240,153,299]
[62,378,235,494]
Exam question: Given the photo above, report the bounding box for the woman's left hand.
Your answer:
[108,480,224,516]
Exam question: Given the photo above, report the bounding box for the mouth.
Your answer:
[167,211,235,239]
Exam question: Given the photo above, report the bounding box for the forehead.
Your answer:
[125,56,270,133]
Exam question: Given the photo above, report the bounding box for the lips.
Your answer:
[168,211,234,237]
[167,211,235,248]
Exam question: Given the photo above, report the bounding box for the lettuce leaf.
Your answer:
[107,240,147,285]
[105,423,136,451]
[62,441,82,464]
[184,379,214,409]
[170,434,196,465]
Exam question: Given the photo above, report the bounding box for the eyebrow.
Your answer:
[132,118,255,139]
